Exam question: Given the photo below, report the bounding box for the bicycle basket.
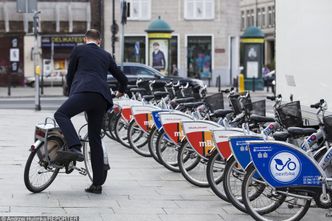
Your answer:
[229,96,242,115]
[204,93,224,112]
[251,100,266,116]
[136,80,151,94]
[323,115,332,142]
[240,95,253,112]
[182,87,193,98]
[276,101,303,127]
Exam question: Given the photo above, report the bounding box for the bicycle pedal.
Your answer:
[326,209,332,217]
[79,168,87,176]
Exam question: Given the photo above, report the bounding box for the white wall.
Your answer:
[276,0,332,110]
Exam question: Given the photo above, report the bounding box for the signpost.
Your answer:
[16,0,41,110]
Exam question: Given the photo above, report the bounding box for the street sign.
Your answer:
[10,48,20,62]
[16,0,37,13]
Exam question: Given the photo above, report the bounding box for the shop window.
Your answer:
[187,36,212,79]
[9,21,24,32]
[170,36,178,76]
[72,21,87,33]
[127,0,151,20]
[184,0,214,20]
[124,36,146,64]
[41,21,56,34]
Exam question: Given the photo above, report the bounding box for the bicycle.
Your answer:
[24,117,109,193]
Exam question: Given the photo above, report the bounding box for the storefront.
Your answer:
[0,34,24,86]
[41,35,84,77]
[187,36,212,79]
[123,35,178,75]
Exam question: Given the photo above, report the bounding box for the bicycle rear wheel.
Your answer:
[24,136,62,193]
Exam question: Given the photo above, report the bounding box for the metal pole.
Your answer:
[255,0,258,27]
[120,0,124,71]
[7,73,11,96]
[112,0,115,57]
[34,12,41,111]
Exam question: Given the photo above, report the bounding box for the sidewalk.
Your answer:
[0,86,63,98]
[0,109,328,221]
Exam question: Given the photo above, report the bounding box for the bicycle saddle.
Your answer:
[211,109,233,118]
[250,114,275,123]
[130,87,147,93]
[127,85,137,89]
[142,95,155,101]
[173,97,196,104]
[287,127,316,137]
[153,91,169,100]
[272,131,289,141]
[179,101,205,109]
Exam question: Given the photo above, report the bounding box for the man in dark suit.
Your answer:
[54,29,127,194]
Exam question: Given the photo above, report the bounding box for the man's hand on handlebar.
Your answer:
[115,91,125,98]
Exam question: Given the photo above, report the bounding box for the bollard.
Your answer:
[238,74,245,93]
[252,77,256,92]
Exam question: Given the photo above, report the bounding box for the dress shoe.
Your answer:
[85,184,102,194]
[57,147,84,162]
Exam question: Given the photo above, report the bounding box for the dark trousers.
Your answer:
[54,92,107,185]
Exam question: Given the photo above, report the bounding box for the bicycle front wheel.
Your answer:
[242,164,311,221]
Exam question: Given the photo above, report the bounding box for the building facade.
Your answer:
[0,0,101,86]
[104,0,241,85]
[240,0,275,67]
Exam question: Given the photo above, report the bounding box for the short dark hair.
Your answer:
[85,29,101,40]
[153,42,159,46]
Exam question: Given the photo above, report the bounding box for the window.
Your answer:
[246,10,250,27]
[268,6,273,27]
[272,6,275,27]
[257,8,261,27]
[124,36,146,64]
[187,36,212,79]
[127,0,151,20]
[261,7,266,27]
[250,9,255,26]
[241,11,245,30]
[184,0,215,20]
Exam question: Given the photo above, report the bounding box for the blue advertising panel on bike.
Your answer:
[151,110,171,141]
[229,135,263,169]
[248,141,323,188]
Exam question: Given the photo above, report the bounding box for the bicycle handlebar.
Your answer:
[310,99,325,109]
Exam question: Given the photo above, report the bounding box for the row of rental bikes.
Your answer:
[24,79,332,220]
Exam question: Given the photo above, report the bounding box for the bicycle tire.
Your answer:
[83,135,109,185]
[127,120,151,157]
[223,157,248,213]
[177,141,209,187]
[114,114,131,148]
[206,149,229,201]
[242,164,311,221]
[148,127,162,164]
[155,130,180,172]
[103,112,116,140]
[24,136,62,193]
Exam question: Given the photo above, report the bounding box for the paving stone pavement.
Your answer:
[0,109,330,221]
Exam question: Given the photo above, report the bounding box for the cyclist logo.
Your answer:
[269,152,301,183]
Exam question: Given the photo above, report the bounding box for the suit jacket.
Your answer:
[66,43,127,108]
